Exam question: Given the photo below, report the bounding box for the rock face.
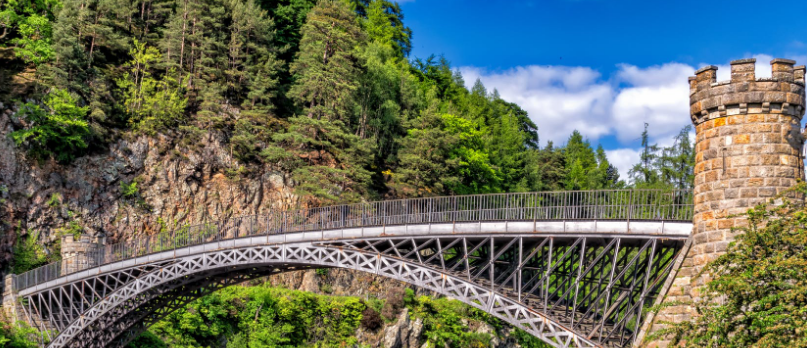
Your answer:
[0,111,298,268]
[642,59,806,346]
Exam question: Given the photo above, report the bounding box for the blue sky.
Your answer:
[397,0,807,176]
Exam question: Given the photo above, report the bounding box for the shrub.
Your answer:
[10,89,90,163]
[12,229,52,274]
[656,183,807,347]
[120,181,138,198]
[360,307,383,331]
[46,192,61,207]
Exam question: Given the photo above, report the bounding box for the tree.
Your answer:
[562,130,614,190]
[657,183,807,348]
[350,0,411,57]
[11,88,90,162]
[658,125,694,190]
[267,0,372,204]
[117,39,187,134]
[11,14,55,65]
[287,0,365,121]
[629,123,661,187]
[391,91,460,197]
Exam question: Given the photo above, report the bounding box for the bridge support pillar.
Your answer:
[61,234,106,275]
[639,58,807,347]
[2,274,18,321]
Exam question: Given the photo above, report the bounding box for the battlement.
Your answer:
[689,58,806,125]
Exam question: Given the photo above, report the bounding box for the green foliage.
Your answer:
[0,318,40,348]
[11,13,54,65]
[511,329,552,348]
[117,39,186,134]
[656,183,807,347]
[59,220,82,239]
[46,192,61,207]
[131,284,549,348]
[315,268,329,277]
[12,229,54,274]
[133,286,367,348]
[10,89,90,162]
[10,0,640,198]
[628,123,694,190]
[120,180,138,198]
[407,295,500,348]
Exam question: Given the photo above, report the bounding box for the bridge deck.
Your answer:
[6,189,694,348]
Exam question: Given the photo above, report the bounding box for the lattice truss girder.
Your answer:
[326,236,684,347]
[23,235,685,348]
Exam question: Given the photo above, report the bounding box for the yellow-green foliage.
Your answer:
[138,286,365,348]
[0,318,40,348]
[130,285,551,348]
[12,229,55,274]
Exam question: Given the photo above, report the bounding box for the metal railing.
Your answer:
[12,189,693,291]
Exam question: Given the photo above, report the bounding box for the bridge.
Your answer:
[5,189,693,348]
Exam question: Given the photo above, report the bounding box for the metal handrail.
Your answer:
[12,189,693,291]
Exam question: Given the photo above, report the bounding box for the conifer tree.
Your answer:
[269,0,371,204]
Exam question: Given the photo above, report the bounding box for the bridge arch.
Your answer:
[48,243,605,348]
[9,190,693,348]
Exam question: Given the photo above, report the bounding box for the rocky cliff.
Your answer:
[0,103,537,347]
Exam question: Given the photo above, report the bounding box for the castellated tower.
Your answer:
[643,58,806,346]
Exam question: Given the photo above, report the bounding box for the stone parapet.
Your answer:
[689,59,806,126]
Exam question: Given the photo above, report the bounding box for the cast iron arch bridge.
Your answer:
[9,189,694,348]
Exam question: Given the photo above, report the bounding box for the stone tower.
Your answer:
[643,58,806,346]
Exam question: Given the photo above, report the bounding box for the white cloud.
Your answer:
[461,54,803,182]
[605,148,642,181]
[460,62,693,146]
[611,63,693,144]
[460,65,615,145]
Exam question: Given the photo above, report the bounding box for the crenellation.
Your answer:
[771,58,796,81]
[795,66,805,82]
[731,58,756,82]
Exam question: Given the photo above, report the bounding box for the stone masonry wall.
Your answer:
[641,58,806,347]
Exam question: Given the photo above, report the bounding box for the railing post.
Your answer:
[627,190,634,231]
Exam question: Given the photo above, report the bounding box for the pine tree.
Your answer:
[629,123,661,187]
[659,125,695,190]
[287,0,365,121]
[268,0,371,204]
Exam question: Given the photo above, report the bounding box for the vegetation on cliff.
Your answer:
[0,318,37,348]
[0,0,694,205]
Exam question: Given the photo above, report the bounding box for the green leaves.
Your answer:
[10,88,90,162]
[117,39,187,134]
[663,183,807,348]
[11,14,54,65]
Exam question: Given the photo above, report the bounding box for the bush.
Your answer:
[0,318,39,348]
[12,229,53,274]
[657,183,807,347]
[120,181,138,198]
[360,307,383,331]
[10,89,90,163]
